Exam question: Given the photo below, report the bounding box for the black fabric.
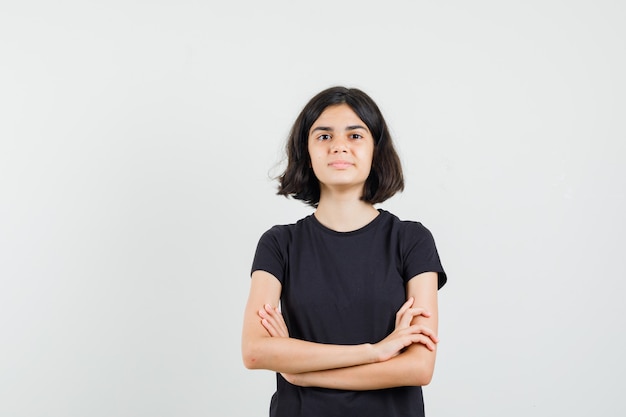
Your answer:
[251,209,447,417]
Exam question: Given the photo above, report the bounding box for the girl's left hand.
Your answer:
[259,306,303,385]
[258,304,290,337]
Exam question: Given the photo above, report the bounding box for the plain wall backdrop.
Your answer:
[1,1,625,416]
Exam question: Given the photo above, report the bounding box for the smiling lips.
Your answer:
[328,160,353,169]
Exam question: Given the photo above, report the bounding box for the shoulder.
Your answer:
[379,210,434,241]
[380,210,447,287]
[257,215,313,244]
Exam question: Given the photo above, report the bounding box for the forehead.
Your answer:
[311,104,366,129]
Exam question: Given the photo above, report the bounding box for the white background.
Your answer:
[1,1,625,416]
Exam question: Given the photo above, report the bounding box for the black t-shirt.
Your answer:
[251,209,447,417]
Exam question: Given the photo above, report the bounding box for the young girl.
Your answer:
[242,86,447,417]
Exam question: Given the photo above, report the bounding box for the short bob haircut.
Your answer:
[277,86,404,207]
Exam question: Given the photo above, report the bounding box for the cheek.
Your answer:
[307,153,322,173]
[363,148,375,167]
[311,159,324,177]
[307,143,318,161]
[308,146,325,164]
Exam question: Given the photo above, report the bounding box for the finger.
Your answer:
[259,306,277,322]
[399,331,437,351]
[403,307,431,319]
[262,304,281,322]
[259,306,282,335]
[395,323,438,342]
[407,307,431,317]
[395,297,414,327]
[267,305,288,336]
[261,315,288,338]
[398,307,433,328]
[264,304,285,319]
[261,304,289,337]
[400,297,414,313]
[398,306,425,328]
[406,324,439,343]
[409,334,436,351]
[273,308,290,337]
[260,317,280,337]
[397,309,415,328]
[271,318,288,337]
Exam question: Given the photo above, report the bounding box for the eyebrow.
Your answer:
[310,125,369,133]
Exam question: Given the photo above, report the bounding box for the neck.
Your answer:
[314,189,379,232]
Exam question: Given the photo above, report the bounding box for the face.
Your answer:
[308,104,375,194]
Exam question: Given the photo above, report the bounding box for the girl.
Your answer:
[242,86,447,417]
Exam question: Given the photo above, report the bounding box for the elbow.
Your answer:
[243,355,265,370]
[407,367,434,387]
[242,354,260,370]
[242,340,266,370]
[400,344,437,386]
[403,354,435,386]
[242,345,260,369]
[415,370,434,386]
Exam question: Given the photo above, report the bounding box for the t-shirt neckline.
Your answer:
[309,209,387,236]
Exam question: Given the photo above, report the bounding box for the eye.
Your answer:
[350,133,363,140]
[317,134,331,141]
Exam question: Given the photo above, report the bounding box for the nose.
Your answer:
[330,138,348,153]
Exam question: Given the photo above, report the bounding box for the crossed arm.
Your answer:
[241,270,440,390]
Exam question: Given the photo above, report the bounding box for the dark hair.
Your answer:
[277,86,404,207]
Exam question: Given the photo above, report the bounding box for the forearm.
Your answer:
[242,272,378,373]
[287,344,436,390]
[242,336,377,374]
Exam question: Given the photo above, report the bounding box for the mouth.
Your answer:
[328,160,353,169]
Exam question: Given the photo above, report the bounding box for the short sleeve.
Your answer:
[401,222,447,289]
[250,226,288,284]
